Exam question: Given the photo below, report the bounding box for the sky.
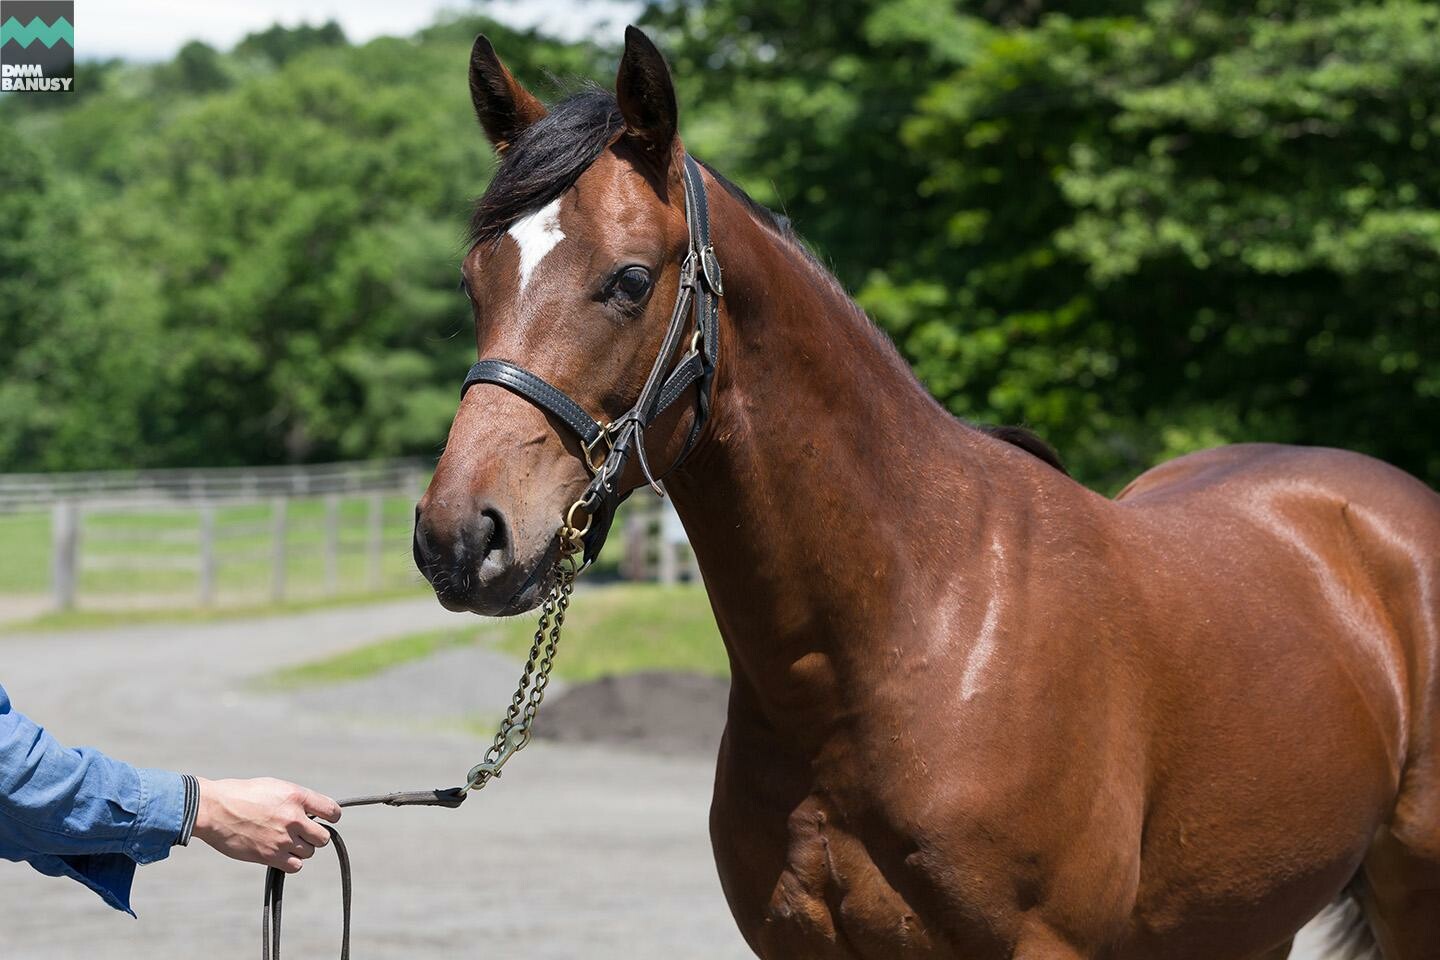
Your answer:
[80,0,642,61]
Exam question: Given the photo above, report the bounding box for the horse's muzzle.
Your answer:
[412,504,519,615]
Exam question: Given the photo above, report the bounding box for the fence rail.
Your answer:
[0,458,428,511]
[48,488,421,611]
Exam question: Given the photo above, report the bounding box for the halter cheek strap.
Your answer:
[459,154,723,563]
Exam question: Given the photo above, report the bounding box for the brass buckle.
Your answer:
[582,422,613,476]
[700,244,724,295]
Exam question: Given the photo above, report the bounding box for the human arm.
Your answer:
[0,684,187,865]
[1,682,340,915]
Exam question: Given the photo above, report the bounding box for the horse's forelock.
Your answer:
[468,88,624,247]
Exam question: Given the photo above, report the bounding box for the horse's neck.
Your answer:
[667,197,1002,739]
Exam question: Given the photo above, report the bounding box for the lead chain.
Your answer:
[460,556,577,794]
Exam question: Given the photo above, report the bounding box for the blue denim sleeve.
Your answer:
[0,682,186,915]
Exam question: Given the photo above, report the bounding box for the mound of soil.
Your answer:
[535,671,730,755]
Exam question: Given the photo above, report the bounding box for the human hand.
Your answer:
[192,778,341,873]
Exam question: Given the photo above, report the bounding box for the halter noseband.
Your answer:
[458,154,723,564]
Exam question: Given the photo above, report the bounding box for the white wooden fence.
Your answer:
[3,460,697,614]
[0,458,426,512]
[46,475,428,611]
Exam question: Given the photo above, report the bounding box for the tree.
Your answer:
[0,126,161,469]
[0,16,608,470]
[4,5,1437,488]
[234,21,348,66]
[645,0,1440,488]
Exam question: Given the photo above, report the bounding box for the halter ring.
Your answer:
[565,499,593,537]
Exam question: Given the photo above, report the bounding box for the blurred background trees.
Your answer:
[2,2,1437,490]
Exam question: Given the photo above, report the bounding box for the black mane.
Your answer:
[980,425,1068,475]
[468,89,624,245]
[468,88,804,248]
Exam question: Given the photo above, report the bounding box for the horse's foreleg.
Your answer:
[1361,827,1440,960]
[1012,922,1091,960]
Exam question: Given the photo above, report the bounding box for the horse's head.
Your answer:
[414,28,712,615]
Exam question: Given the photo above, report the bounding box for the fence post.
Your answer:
[658,538,678,585]
[366,493,384,589]
[198,503,217,606]
[51,500,79,610]
[271,498,288,603]
[658,500,686,585]
[623,508,645,581]
[324,494,340,595]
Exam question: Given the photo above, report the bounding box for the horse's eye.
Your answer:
[613,266,652,301]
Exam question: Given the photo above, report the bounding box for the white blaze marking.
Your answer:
[508,197,565,291]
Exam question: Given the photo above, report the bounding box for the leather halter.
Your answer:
[459,154,723,564]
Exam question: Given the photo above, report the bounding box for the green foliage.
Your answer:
[645,0,1440,489]
[234,20,347,65]
[4,7,1438,490]
[0,18,606,470]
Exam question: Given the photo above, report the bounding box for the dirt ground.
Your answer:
[0,595,1352,959]
[0,598,750,959]
[538,671,729,755]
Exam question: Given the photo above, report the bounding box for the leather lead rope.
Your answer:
[261,789,467,960]
[264,155,725,959]
[259,557,576,958]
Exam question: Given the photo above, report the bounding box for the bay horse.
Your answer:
[413,27,1440,960]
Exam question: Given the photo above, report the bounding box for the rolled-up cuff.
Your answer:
[126,768,186,864]
[175,774,199,846]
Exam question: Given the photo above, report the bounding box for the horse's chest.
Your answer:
[716,790,968,959]
[760,803,939,958]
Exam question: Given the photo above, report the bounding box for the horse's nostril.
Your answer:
[478,508,508,561]
[413,505,511,596]
[412,518,436,578]
[459,508,507,566]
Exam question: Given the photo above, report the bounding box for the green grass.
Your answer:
[491,583,727,681]
[258,623,486,689]
[0,512,51,592]
[253,582,727,690]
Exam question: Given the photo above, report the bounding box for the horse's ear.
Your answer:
[469,35,547,154]
[616,26,679,176]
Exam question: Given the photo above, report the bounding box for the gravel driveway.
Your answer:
[0,599,752,959]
